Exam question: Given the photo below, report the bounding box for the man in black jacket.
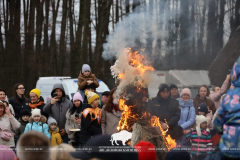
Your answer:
[147,83,181,139]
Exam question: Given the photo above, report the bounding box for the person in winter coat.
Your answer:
[176,88,196,147]
[9,83,31,120]
[78,91,102,144]
[198,102,214,131]
[48,117,62,147]
[101,88,122,135]
[0,100,20,149]
[170,84,180,99]
[24,108,51,139]
[77,64,99,90]
[15,109,31,139]
[29,89,48,118]
[213,56,240,159]
[186,115,212,160]
[147,83,181,139]
[79,83,96,104]
[193,85,216,115]
[99,91,110,109]
[43,83,73,143]
[65,92,83,148]
[0,88,15,116]
[209,75,230,110]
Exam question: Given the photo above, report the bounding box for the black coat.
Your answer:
[147,94,181,139]
[29,96,48,119]
[9,95,31,120]
[75,104,102,143]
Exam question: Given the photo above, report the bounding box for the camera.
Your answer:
[75,114,79,119]
[53,93,58,97]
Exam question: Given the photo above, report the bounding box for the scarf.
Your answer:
[29,101,44,109]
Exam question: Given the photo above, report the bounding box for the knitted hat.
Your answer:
[47,117,57,125]
[31,108,41,118]
[82,64,91,73]
[134,141,157,160]
[198,102,210,114]
[180,88,191,98]
[0,145,16,160]
[195,115,209,136]
[85,90,99,105]
[170,84,178,90]
[30,89,41,99]
[20,109,31,118]
[158,83,170,93]
[73,92,83,102]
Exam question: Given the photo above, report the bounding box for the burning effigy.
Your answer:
[110,48,176,160]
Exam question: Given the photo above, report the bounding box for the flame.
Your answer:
[116,48,176,151]
[117,48,154,79]
[118,73,124,79]
[151,116,177,150]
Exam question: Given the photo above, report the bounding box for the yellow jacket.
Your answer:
[50,127,62,147]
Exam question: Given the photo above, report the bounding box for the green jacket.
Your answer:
[16,119,28,138]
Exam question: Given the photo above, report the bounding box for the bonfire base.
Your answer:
[131,123,167,160]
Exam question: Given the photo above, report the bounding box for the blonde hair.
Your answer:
[51,144,78,160]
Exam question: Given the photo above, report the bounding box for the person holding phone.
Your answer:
[43,83,73,144]
[65,92,83,148]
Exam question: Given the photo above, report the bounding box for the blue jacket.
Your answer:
[214,56,240,159]
[176,98,196,146]
[24,115,51,139]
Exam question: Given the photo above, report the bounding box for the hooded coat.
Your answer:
[49,127,62,147]
[147,92,181,139]
[214,56,240,159]
[24,115,51,139]
[77,71,99,90]
[43,84,73,132]
[9,94,31,120]
[176,98,196,146]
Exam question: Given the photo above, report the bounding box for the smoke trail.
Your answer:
[102,0,172,61]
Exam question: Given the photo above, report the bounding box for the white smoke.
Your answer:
[102,0,172,60]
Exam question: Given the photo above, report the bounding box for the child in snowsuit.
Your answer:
[48,117,62,147]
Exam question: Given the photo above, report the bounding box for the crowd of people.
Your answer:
[0,60,240,160]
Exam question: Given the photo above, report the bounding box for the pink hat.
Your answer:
[180,88,191,98]
[73,92,83,102]
[0,145,16,160]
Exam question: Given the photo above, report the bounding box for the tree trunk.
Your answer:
[209,27,240,86]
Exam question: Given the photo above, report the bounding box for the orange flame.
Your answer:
[116,48,176,151]
[151,116,177,150]
[117,48,154,79]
